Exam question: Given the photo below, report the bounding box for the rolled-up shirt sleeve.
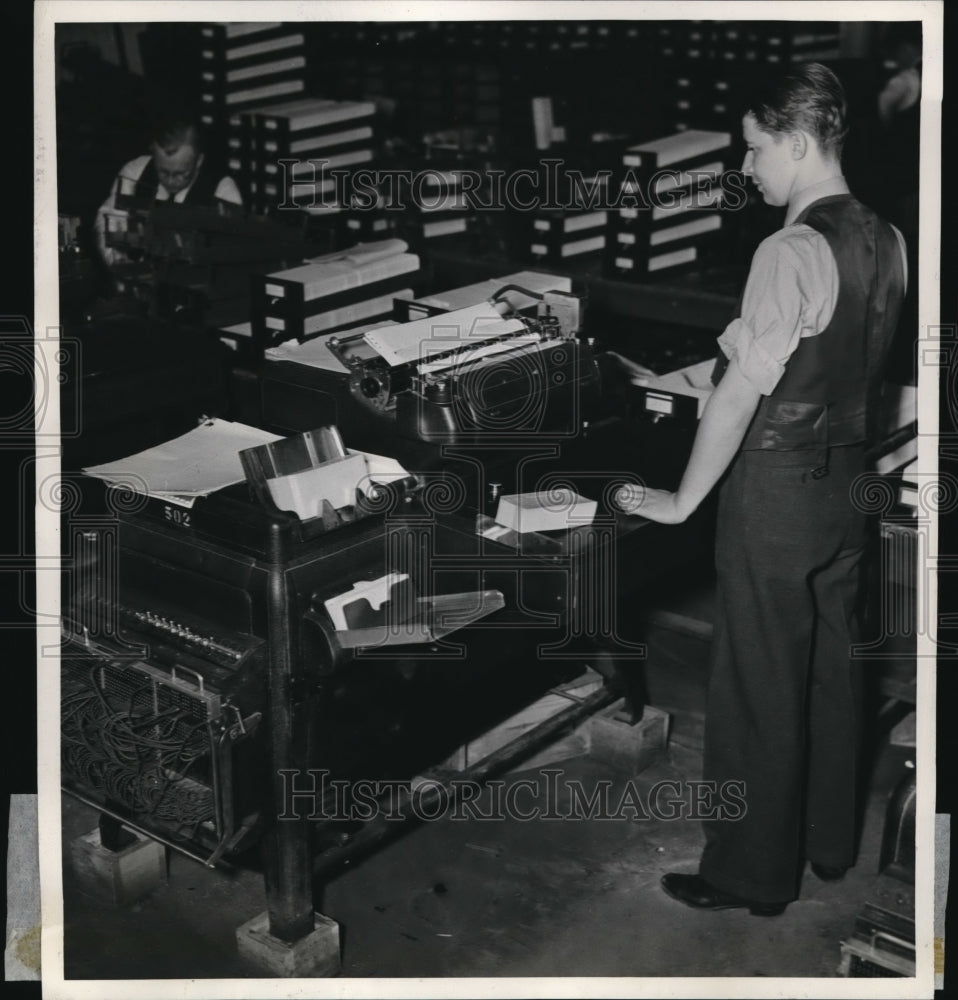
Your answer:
[717,227,839,396]
[214,175,243,206]
[95,156,151,266]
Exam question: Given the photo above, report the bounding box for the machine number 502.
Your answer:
[163,505,192,527]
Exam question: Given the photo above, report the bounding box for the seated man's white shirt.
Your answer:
[95,155,243,265]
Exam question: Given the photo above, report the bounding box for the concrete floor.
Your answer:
[59,704,916,982]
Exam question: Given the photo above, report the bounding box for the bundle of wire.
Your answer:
[62,665,215,833]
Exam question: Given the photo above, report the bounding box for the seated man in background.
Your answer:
[95,112,242,267]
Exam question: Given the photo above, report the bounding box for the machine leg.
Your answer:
[589,701,670,774]
[98,810,137,852]
[263,819,316,943]
[236,821,341,977]
[236,908,341,978]
[240,562,342,977]
[69,821,167,906]
[589,647,647,724]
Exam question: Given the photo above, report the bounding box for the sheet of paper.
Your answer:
[82,419,283,497]
[265,320,395,371]
[355,449,411,485]
[290,237,408,270]
[363,302,527,367]
[417,334,544,375]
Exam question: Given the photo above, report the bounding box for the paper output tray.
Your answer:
[334,589,504,649]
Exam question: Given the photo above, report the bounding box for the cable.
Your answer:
[61,664,216,825]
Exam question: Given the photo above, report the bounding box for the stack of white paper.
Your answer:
[82,419,283,504]
[495,490,597,534]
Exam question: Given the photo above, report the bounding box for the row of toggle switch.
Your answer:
[124,608,242,661]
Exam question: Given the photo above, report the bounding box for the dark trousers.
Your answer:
[699,444,868,904]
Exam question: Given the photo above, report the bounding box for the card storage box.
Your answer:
[260,157,372,214]
[653,22,841,133]
[629,358,717,423]
[406,215,472,243]
[605,132,731,282]
[139,23,309,137]
[251,271,419,346]
[344,211,399,241]
[198,22,304,61]
[225,106,264,207]
[198,22,309,114]
[674,75,746,131]
[254,98,376,153]
[760,22,842,65]
[529,209,608,264]
[667,93,737,133]
[605,183,728,279]
[619,128,732,179]
[611,129,730,230]
[402,170,475,246]
[611,184,726,241]
[604,238,712,280]
[250,241,422,348]
[226,98,376,216]
[199,74,308,132]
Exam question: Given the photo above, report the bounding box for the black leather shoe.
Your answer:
[811,862,849,882]
[661,873,787,916]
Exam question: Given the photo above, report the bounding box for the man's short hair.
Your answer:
[149,114,204,156]
[745,63,849,158]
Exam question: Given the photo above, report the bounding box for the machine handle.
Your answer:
[171,663,205,696]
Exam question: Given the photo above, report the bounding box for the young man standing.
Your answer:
[624,63,908,915]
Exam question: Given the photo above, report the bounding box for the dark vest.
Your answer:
[132,157,226,208]
[715,194,905,452]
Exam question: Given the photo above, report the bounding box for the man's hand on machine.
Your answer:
[604,351,656,385]
[614,484,691,524]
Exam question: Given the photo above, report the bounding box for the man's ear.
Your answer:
[789,131,808,160]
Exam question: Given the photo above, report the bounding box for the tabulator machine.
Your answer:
[61,413,698,974]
